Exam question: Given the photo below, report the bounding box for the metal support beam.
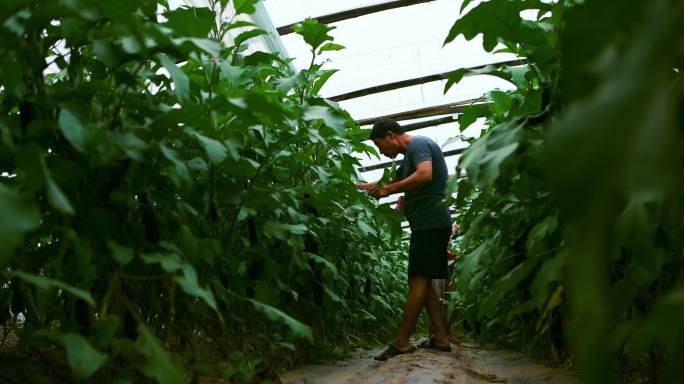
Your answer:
[353,116,458,142]
[329,59,526,101]
[401,116,457,133]
[252,1,292,63]
[276,0,434,35]
[355,98,482,126]
[358,147,465,172]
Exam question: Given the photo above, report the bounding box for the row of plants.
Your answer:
[0,1,408,382]
[445,0,683,382]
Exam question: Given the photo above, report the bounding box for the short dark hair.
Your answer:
[369,118,403,140]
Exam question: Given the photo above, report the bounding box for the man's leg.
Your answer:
[424,283,450,347]
[426,279,445,339]
[393,277,450,349]
[444,277,458,342]
[393,276,431,349]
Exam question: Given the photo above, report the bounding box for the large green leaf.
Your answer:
[249,299,313,342]
[233,0,259,15]
[175,264,217,311]
[233,28,267,47]
[312,69,338,95]
[58,105,86,153]
[12,270,95,306]
[189,130,228,164]
[0,184,40,267]
[444,63,519,93]
[43,161,75,215]
[292,19,335,51]
[0,55,27,98]
[478,142,518,186]
[107,240,134,266]
[159,143,190,185]
[171,38,222,57]
[516,253,565,314]
[163,7,215,38]
[456,239,494,292]
[318,42,344,53]
[157,53,190,102]
[488,90,514,118]
[135,325,183,384]
[63,333,108,381]
[263,221,308,241]
[142,252,184,273]
[143,252,217,310]
[304,252,338,275]
[444,0,549,50]
[303,105,346,135]
[525,214,558,253]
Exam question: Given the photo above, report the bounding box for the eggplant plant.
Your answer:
[0,1,406,382]
[445,0,684,382]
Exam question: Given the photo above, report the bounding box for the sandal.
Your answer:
[417,337,452,352]
[373,344,416,361]
[417,337,433,348]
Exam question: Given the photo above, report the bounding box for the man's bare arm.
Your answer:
[370,161,432,198]
[356,174,402,192]
[355,181,378,191]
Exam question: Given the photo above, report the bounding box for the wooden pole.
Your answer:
[329,59,526,102]
[276,0,435,35]
[355,98,482,126]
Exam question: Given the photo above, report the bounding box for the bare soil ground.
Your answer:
[281,340,578,384]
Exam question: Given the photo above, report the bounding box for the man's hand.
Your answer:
[365,161,432,199]
[356,182,377,191]
[370,185,390,198]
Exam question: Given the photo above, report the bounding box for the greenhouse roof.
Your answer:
[171,0,518,207]
[260,0,516,182]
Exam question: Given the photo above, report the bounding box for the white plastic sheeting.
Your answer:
[170,0,518,207]
[263,0,516,181]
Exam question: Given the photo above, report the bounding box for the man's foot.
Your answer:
[374,344,416,361]
[417,337,451,352]
[417,336,433,348]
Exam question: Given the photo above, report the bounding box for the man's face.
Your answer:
[373,133,399,159]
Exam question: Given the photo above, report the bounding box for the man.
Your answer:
[357,118,452,360]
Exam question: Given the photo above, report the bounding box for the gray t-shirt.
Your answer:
[396,136,452,231]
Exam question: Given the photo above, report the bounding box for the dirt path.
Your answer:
[281,340,577,384]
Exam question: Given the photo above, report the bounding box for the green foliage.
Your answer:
[163,7,216,38]
[0,184,40,266]
[293,19,336,52]
[136,325,184,384]
[0,2,406,382]
[445,0,684,382]
[12,270,95,306]
[62,333,109,381]
[249,299,313,342]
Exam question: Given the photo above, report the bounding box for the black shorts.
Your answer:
[408,227,451,279]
